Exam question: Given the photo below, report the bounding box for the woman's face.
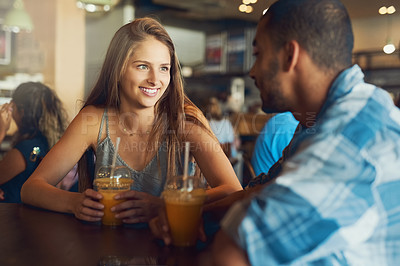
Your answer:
[119,37,171,111]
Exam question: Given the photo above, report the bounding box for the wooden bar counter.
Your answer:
[0,204,209,266]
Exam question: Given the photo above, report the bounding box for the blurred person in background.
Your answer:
[251,111,298,175]
[205,97,238,161]
[0,82,69,203]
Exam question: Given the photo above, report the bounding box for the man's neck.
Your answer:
[292,71,336,127]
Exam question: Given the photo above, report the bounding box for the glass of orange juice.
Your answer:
[93,165,133,226]
[162,175,207,247]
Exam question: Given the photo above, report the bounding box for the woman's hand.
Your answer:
[112,191,163,223]
[211,231,250,266]
[72,189,104,222]
[0,103,12,139]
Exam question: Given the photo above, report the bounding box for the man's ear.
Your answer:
[283,40,300,71]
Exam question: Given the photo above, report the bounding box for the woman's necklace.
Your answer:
[118,110,152,137]
[122,127,150,137]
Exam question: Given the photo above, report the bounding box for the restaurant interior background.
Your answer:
[0,0,399,162]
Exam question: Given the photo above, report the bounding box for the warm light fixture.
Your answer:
[239,0,257,14]
[383,41,396,54]
[379,6,387,15]
[387,6,396,14]
[76,0,120,13]
[239,4,247,12]
[379,5,396,15]
[3,0,33,33]
[381,6,396,55]
[245,5,253,13]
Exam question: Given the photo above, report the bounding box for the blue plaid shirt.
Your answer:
[222,65,400,265]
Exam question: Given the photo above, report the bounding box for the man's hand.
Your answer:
[211,230,250,266]
[149,204,207,246]
[149,206,172,245]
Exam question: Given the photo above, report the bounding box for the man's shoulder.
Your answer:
[320,86,400,150]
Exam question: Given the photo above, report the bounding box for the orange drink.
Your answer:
[94,177,133,226]
[163,188,206,247]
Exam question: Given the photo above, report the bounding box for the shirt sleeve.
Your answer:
[251,112,298,176]
[251,122,277,176]
[222,131,378,265]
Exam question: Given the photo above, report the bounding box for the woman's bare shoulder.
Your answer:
[80,105,104,115]
[183,120,215,143]
[183,120,200,133]
[61,106,106,148]
[65,106,106,135]
[71,105,105,123]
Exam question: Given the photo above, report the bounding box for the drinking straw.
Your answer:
[183,141,190,190]
[110,137,121,179]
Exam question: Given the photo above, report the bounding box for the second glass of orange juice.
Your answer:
[162,175,206,247]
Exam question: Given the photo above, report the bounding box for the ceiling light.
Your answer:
[239,4,247,12]
[85,4,97,12]
[379,5,396,15]
[249,0,258,3]
[103,5,111,12]
[387,6,396,14]
[3,0,33,33]
[379,6,387,15]
[242,0,251,5]
[76,0,120,13]
[382,9,396,54]
[383,42,395,54]
[245,5,253,13]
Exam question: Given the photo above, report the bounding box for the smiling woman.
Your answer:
[20,17,242,225]
[119,37,171,110]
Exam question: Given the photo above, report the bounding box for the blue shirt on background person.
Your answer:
[0,133,48,203]
[221,65,400,265]
[251,112,298,175]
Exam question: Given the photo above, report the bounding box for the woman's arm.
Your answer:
[0,103,25,185]
[186,122,243,203]
[21,106,104,220]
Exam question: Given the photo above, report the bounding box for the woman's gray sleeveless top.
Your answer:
[94,109,168,197]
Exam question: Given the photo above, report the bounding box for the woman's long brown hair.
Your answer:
[78,17,213,191]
